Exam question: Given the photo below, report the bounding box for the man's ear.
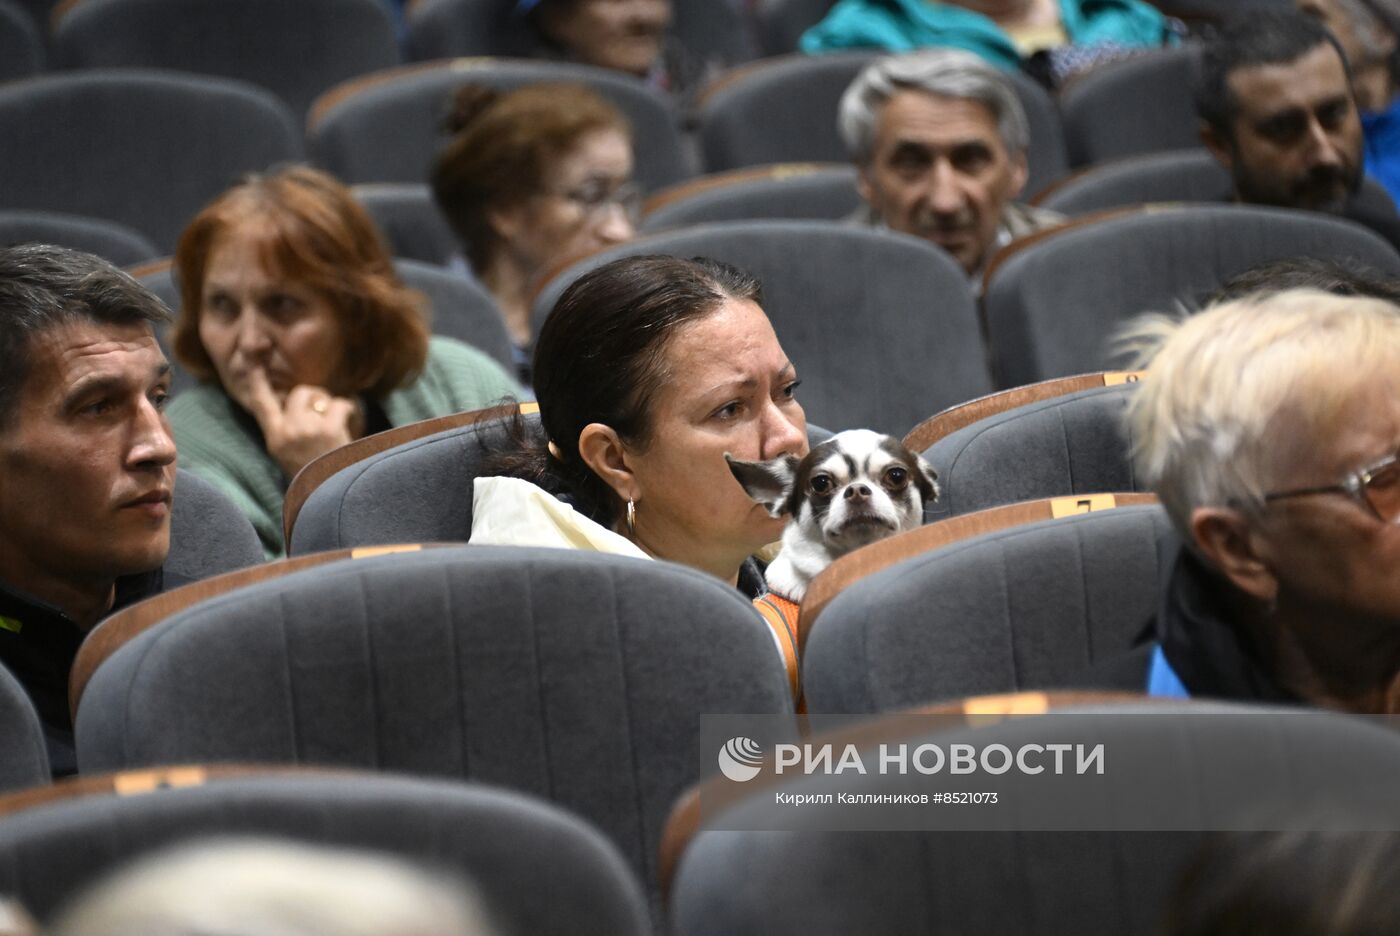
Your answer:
[1007,150,1029,200]
[1189,506,1278,604]
[726,453,801,518]
[578,422,636,504]
[1200,121,1234,170]
[856,163,876,211]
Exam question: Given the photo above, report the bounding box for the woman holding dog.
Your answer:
[471,255,810,690]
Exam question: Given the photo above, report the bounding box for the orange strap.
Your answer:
[754,593,801,700]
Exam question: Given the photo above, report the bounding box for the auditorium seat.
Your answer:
[0,210,159,267]
[0,70,301,252]
[801,503,1174,713]
[0,0,41,81]
[0,768,651,935]
[52,0,400,117]
[0,663,49,794]
[74,545,798,908]
[531,220,993,437]
[982,204,1400,387]
[309,58,690,192]
[165,468,264,590]
[755,0,839,55]
[640,163,863,232]
[351,182,458,267]
[1059,46,1203,167]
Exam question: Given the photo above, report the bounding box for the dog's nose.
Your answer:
[845,484,872,501]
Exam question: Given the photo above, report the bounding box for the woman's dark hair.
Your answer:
[484,254,762,528]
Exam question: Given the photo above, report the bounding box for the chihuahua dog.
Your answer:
[727,429,939,603]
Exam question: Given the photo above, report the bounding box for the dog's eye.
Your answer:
[810,474,833,495]
[884,466,908,488]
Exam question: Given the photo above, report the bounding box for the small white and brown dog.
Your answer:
[727,429,939,603]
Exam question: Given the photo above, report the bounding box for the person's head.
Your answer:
[1297,0,1400,110]
[1209,256,1400,304]
[1198,12,1364,213]
[1123,289,1400,627]
[49,837,500,936]
[1163,830,1400,935]
[839,49,1030,276]
[172,165,429,413]
[431,82,636,290]
[521,0,671,77]
[517,255,807,582]
[0,244,174,614]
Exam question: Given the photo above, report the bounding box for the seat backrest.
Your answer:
[0,769,650,934]
[393,258,515,370]
[1037,149,1397,217]
[0,0,42,81]
[164,468,264,591]
[52,0,400,117]
[802,503,1175,713]
[0,70,302,252]
[309,58,689,192]
[697,52,1068,197]
[1060,46,1203,166]
[983,204,1400,387]
[75,546,796,897]
[531,221,992,437]
[351,182,459,266]
[640,163,863,232]
[670,699,1400,936]
[0,663,49,793]
[923,383,1146,521]
[755,0,839,55]
[0,209,159,267]
[287,408,533,553]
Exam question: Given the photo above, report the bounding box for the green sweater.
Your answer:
[169,336,522,559]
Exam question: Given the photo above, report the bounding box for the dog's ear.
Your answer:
[726,452,801,518]
[912,453,940,504]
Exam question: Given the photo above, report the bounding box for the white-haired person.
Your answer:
[838,49,1064,285]
[48,838,499,936]
[1084,289,1400,712]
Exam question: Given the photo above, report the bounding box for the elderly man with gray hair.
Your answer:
[839,48,1063,281]
[1085,289,1400,711]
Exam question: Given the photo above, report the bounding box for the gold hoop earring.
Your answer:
[626,499,636,536]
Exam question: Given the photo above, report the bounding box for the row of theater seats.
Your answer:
[10,202,1391,439]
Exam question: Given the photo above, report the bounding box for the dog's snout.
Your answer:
[845,483,873,501]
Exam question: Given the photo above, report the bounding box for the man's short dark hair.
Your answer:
[0,244,170,427]
[1196,11,1352,141]
[1210,256,1400,304]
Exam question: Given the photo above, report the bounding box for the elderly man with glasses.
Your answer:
[1086,288,1400,711]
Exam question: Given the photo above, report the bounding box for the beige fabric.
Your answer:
[470,477,651,560]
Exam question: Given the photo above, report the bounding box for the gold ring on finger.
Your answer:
[312,399,328,414]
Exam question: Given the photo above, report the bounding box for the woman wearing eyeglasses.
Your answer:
[1081,288,1400,712]
[432,82,638,384]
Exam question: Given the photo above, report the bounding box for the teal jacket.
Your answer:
[800,0,1171,69]
[169,336,522,559]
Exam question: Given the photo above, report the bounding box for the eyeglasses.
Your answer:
[555,180,642,224]
[1263,449,1400,523]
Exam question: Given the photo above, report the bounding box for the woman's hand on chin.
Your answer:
[244,367,360,479]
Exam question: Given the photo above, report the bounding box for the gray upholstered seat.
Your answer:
[641,164,863,232]
[0,0,41,82]
[531,220,992,436]
[983,204,1400,388]
[755,0,838,55]
[1037,149,1397,217]
[75,546,797,899]
[288,409,534,554]
[52,0,399,117]
[802,504,1175,714]
[0,70,301,252]
[1060,46,1203,167]
[165,468,264,590]
[352,182,459,267]
[0,771,650,934]
[696,52,1068,197]
[309,58,689,193]
[0,210,160,267]
[670,700,1400,936]
[0,663,49,793]
[923,384,1143,522]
